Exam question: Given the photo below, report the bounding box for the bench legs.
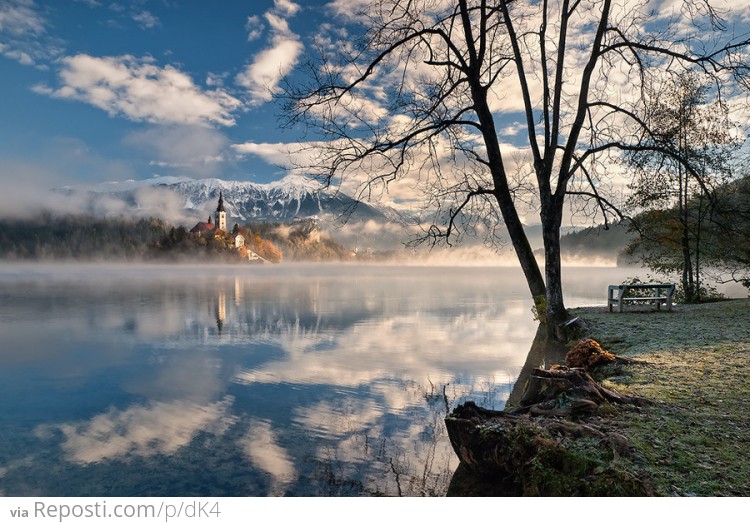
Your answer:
[656,287,661,311]
[607,285,674,312]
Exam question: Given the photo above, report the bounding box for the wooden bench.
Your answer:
[607,283,675,312]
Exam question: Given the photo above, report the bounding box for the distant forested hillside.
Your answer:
[627,174,750,292]
[558,174,750,285]
[558,222,636,265]
[0,214,171,260]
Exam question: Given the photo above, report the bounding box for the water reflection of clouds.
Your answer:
[36,397,236,464]
[0,264,555,495]
[234,304,533,390]
[122,352,226,403]
[225,301,529,494]
[239,419,297,496]
[292,398,384,439]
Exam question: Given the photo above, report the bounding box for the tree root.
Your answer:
[445,339,652,495]
[512,366,649,415]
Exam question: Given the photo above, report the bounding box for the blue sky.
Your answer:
[2,0,749,223]
[0,0,337,189]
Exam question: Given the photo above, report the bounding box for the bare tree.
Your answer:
[284,0,750,336]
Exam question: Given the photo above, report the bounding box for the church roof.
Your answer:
[190,222,217,234]
[190,221,229,238]
[216,191,225,212]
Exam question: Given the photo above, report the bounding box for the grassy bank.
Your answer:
[577,298,750,496]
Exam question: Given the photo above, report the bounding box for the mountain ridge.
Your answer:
[64,174,405,225]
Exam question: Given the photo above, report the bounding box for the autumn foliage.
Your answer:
[248,232,283,263]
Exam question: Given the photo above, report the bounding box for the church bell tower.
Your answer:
[215,191,227,232]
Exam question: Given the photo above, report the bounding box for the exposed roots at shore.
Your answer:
[445,339,653,496]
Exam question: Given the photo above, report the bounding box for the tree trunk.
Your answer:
[679,157,695,302]
[470,82,547,303]
[496,191,547,300]
[682,219,694,301]
[541,202,570,336]
[506,324,568,408]
[695,192,704,302]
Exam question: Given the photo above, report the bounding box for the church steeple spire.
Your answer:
[216,191,225,213]
[214,191,227,231]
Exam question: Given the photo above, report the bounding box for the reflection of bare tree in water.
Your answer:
[306,380,458,496]
[291,336,543,496]
[447,325,568,496]
[306,327,565,496]
[507,325,569,407]
[376,390,457,496]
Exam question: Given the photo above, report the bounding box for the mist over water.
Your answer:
[0,262,744,496]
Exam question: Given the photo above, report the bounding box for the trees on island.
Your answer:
[154,224,284,263]
[284,0,750,336]
[0,214,171,260]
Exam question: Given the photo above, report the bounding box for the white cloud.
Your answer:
[232,141,299,168]
[325,0,374,21]
[34,54,242,126]
[245,15,264,41]
[719,0,750,17]
[0,160,78,219]
[0,0,45,37]
[132,10,160,29]
[264,12,292,34]
[205,71,228,87]
[0,151,202,224]
[500,123,523,137]
[235,37,303,104]
[0,45,34,65]
[235,1,304,104]
[655,0,750,23]
[273,0,301,17]
[0,0,61,66]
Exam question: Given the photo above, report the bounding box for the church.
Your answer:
[190,192,245,250]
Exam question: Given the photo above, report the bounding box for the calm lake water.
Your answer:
[0,262,698,496]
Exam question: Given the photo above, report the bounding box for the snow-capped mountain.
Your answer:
[75,174,402,225]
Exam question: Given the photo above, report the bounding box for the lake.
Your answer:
[0,262,724,496]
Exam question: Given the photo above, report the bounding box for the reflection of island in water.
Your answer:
[0,265,538,496]
[215,287,226,334]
